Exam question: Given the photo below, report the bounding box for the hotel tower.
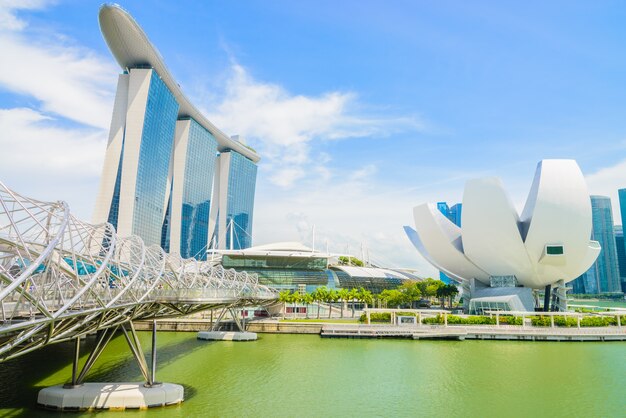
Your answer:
[93,4,259,259]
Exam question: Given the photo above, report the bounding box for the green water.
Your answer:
[569,299,626,309]
[0,333,624,417]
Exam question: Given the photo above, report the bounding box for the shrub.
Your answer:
[358,312,391,323]
[421,314,507,325]
[580,316,616,327]
[530,316,551,327]
[498,316,523,325]
[422,315,444,325]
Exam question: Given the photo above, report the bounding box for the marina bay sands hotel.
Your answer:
[93,4,259,259]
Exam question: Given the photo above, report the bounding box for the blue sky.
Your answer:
[0,1,625,274]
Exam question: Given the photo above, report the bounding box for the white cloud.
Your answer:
[205,64,422,188]
[0,3,436,275]
[253,165,441,277]
[0,0,49,31]
[0,1,116,129]
[0,107,106,217]
[0,2,113,218]
[586,159,626,225]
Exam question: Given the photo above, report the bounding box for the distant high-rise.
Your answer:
[450,203,463,227]
[617,189,626,228]
[614,225,626,293]
[93,5,260,258]
[436,202,462,283]
[572,196,621,293]
[617,188,626,292]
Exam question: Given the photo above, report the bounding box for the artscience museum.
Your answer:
[406,160,601,313]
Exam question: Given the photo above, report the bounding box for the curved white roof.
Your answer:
[98,4,260,163]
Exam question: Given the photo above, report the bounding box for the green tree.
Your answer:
[338,256,365,267]
[358,287,373,309]
[289,291,302,313]
[348,288,360,317]
[313,286,329,319]
[446,284,459,308]
[278,290,291,317]
[327,289,338,318]
[337,288,350,318]
[302,293,314,318]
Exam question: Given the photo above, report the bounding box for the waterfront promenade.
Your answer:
[135,313,626,342]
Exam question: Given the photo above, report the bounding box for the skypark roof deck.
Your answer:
[98,4,260,163]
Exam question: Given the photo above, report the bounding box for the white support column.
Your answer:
[168,120,191,255]
[216,153,232,249]
[117,69,153,238]
[92,73,130,225]
[207,155,221,248]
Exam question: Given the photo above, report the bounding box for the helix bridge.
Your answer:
[0,181,277,381]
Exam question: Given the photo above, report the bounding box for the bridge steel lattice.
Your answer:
[0,181,277,363]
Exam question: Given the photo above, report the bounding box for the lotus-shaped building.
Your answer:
[405,160,600,312]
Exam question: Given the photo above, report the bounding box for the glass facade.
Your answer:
[615,226,626,293]
[132,70,179,246]
[220,255,409,293]
[572,196,621,293]
[224,151,257,250]
[617,189,626,232]
[332,268,407,294]
[179,119,218,259]
[618,189,626,292]
[222,255,327,270]
[107,142,124,230]
[469,300,511,315]
[450,203,463,227]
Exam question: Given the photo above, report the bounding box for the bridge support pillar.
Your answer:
[198,307,258,341]
[37,322,183,411]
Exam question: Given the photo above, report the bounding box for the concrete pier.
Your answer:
[197,331,258,341]
[321,324,626,341]
[37,382,184,411]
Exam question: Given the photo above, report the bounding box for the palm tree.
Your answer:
[313,287,328,319]
[358,287,373,310]
[290,291,302,316]
[327,289,338,319]
[348,288,359,317]
[278,290,291,318]
[337,288,349,318]
[447,284,459,308]
[302,293,314,318]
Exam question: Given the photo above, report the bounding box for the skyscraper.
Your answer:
[93,5,260,258]
[436,201,462,283]
[614,226,626,293]
[617,189,626,227]
[572,196,621,293]
[450,203,463,227]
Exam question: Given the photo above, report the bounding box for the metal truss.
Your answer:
[0,181,277,362]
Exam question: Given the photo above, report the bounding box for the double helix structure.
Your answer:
[0,182,277,362]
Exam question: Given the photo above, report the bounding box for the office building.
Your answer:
[615,225,626,293]
[574,196,621,294]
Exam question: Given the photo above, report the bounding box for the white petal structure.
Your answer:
[410,159,600,289]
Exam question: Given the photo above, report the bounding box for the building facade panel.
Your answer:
[172,119,218,259]
[614,226,626,292]
[93,73,129,225]
[129,70,179,246]
[589,196,620,293]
